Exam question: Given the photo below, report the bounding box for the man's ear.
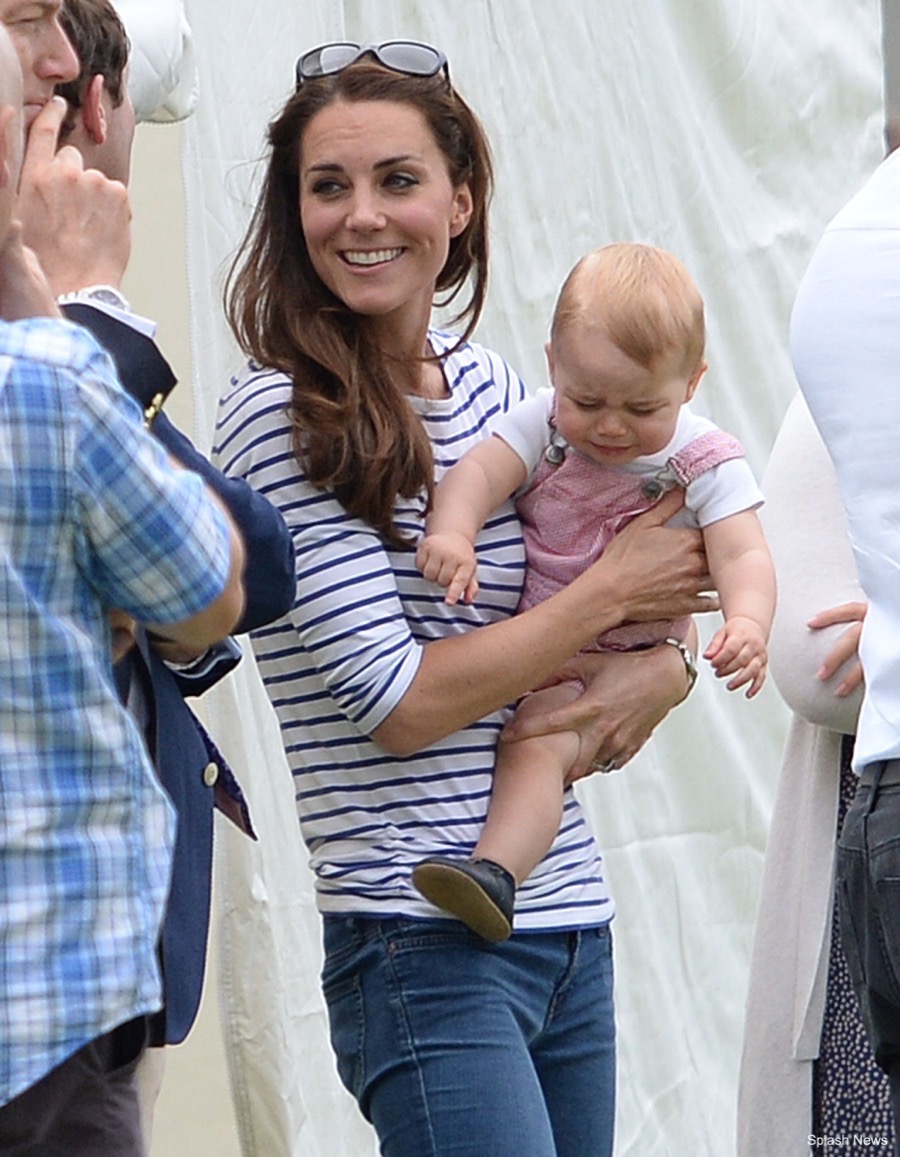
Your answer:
[81,74,109,145]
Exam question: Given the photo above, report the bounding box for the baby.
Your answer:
[413,242,775,940]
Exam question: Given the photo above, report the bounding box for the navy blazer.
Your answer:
[64,303,295,1044]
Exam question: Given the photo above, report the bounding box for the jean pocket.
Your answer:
[837,875,868,996]
[873,875,900,1002]
[322,971,365,1099]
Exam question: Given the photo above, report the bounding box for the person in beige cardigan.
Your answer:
[737,391,893,1153]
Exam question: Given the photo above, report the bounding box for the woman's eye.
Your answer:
[384,172,417,190]
[310,178,344,196]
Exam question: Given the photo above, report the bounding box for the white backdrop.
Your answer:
[178,2,884,1153]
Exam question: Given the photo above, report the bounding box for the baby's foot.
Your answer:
[412,856,515,942]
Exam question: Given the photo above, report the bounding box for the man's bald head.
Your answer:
[0,22,24,243]
[0,20,21,107]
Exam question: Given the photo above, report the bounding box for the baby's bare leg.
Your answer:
[411,684,583,941]
[474,683,582,883]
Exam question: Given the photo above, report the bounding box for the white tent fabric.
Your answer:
[179,2,884,1153]
[114,0,198,123]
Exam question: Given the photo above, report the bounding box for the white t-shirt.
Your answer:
[494,389,763,530]
[792,146,900,771]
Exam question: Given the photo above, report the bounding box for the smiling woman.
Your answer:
[298,99,473,338]
[213,44,710,1157]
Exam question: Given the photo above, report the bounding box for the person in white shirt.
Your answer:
[792,142,900,1147]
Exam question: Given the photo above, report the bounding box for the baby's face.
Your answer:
[547,323,703,466]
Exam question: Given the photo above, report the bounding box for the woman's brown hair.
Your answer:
[225,58,493,544]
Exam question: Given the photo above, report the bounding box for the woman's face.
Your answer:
[298,98,473,337]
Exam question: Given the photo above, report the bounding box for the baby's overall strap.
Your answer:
[666,430,745,487]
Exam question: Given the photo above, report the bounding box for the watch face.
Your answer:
[88,288,127,308]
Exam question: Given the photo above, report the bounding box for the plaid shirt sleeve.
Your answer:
[71,339,232,624]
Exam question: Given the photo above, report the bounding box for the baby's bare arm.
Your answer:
[702,510,776,697]
[417,435,528,603]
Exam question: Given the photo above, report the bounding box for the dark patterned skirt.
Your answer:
[811,733,896,1149]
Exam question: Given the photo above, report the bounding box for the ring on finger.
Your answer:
[589,758,619,774]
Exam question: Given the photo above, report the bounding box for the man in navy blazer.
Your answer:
[62,301,294,1049]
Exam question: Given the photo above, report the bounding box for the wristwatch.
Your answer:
[57,284,131,311]
[662,636,698,695]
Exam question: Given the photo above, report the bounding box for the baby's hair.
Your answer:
[551,243,706,377]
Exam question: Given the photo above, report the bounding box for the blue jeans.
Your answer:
[321,915,615,1157]
[837,759,900,1150]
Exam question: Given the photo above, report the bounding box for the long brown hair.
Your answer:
[225,58,493,544]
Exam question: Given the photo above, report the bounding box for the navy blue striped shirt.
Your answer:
[214,331,613,929]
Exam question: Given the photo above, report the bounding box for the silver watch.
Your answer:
[662,637,698,694]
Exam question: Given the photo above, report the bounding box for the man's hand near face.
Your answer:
[17,96,131,296]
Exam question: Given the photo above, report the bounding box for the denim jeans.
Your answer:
[837,759,900,1149]
[321,915,615,1157]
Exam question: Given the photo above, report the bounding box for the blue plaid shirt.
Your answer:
[0,318,232,1105]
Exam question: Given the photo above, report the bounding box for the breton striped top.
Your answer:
[213,330,614,930]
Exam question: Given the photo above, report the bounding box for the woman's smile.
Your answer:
[340,247,405,267]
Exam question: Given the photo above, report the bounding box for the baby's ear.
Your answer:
[684,359,708,402]
[544,339,555,382]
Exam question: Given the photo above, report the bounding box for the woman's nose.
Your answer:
[345,190,386,232]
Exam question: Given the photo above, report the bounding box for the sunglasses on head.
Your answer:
[295,40,450,88]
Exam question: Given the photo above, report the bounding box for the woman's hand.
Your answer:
[809,600,866,698]
[499,644,692,783]
[597,490,719,623]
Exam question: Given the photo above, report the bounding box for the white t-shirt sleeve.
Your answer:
[685,456,764,528]
[489,388,554,478]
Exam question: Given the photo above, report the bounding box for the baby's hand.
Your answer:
[415,531,479,605]
[703,616,768,699]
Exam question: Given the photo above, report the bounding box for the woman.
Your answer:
[738,392,893,1154]
[214,41,710,1156]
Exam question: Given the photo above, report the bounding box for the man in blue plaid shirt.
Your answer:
[0,19,246,1155]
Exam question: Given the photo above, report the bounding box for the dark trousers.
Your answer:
[837,759,900,1155]
[0,1017,147,1156]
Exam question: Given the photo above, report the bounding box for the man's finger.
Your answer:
[20,96,67,176]
[53,143,86,172]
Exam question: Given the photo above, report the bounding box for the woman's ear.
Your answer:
[449,184,474,238]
